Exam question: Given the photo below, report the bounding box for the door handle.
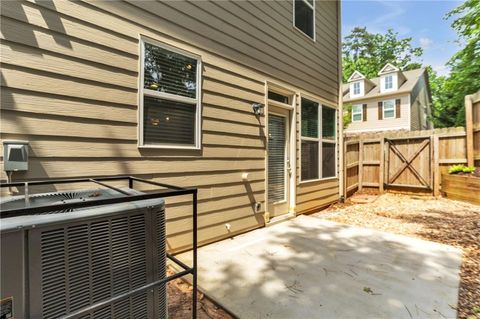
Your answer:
[287,159,292,174]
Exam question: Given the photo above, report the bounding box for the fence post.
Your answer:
[341,135,348,200]
[433,134,440,197]
[358,139,363,192]
[465,94,474,167]
[379,138,384,193]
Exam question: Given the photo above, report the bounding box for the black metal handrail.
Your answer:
[0,175,198,319]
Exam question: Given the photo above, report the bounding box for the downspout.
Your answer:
[337,0,345,202]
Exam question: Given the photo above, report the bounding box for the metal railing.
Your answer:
[0,175,198,319]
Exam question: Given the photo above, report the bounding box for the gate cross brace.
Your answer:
[388,139,430,187]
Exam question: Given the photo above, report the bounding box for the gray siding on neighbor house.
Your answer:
[410,74,432,130]
[0,0,340,251]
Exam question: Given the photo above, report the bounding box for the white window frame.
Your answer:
[380,74,397,93]
[350,81,364,97]
[138,36,202,149]
[383,99,396,119]
[293,0,316,41]
[385,75,393,90]
[353,82,360,95]
[351,104,363,122]
[300,97,337,183]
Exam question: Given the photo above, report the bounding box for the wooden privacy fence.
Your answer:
[344,127,469,196]
[465,90,480,166]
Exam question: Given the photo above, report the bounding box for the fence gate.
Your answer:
[384,137,433,190]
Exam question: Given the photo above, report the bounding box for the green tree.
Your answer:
[427,66,450,128]
[441,0,480,127]
[343,103,353,129]
[342,27,423,81]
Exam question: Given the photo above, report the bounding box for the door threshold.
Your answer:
[266,212,296,227]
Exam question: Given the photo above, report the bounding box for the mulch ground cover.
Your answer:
[167,270,235,319]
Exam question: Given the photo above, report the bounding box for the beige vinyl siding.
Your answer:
[14,0,339,103]
[345,95,410,133]
[0,0,339,251]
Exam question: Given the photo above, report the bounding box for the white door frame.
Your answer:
[265,82,297,223]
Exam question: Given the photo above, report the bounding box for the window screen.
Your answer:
[301,98,337,181]
[141,40,200,147]
[294,0,315,39]
[322,107,336,140]
[322,143,336,178]
[143,97,196,145]
[301,140,319,180]
[301,98,319,138]
[144,43,197,98]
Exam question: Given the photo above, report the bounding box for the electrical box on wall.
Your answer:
[3,140,29,172]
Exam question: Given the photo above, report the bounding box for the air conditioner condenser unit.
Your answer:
[1,188,167,319]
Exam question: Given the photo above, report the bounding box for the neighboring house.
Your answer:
[0,0,341,251]
[343,64,433,133]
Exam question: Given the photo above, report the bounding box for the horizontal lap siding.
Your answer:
[345,95,411,133]
[0,0,339,250]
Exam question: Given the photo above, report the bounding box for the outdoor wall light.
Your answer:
[252,103,265,115]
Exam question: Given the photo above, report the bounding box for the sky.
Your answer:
[342,0,463,75]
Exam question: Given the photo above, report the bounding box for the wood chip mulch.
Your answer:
[316,193,480,319]
[167,270,235,319]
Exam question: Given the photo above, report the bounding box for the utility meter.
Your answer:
[3,140,29,171]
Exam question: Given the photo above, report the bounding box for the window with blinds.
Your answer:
[268,115,287,202]
[140,38,201,148]
[300,98,337,181]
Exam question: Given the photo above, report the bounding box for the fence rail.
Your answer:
[344,127,468,196]
[344,90,480,198]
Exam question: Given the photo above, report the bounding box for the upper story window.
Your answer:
[383,99,395,119]
[353,82,360,95]
[385,75,393,90]
[350,81,364,97]
[352,104,363,122]
[294,0,315,40]
[139,38,201,149]
[300,98,337,181]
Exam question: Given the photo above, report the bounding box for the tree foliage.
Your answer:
[342,0,479,128]
[438,0,480,127]
[342,27,423,81]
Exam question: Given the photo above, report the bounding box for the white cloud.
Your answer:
[432,64,450,76]
[419,37,434,50]
[343,1,411,36]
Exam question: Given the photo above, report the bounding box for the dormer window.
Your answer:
[385,75,393,90]
[350,81,364,97]
[353,82,360,95]
[347,71,367,98]
[378,63,401,93]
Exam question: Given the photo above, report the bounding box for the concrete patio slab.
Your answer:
[179,215,462,319]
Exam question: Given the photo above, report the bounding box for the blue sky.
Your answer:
[342,0,462,75]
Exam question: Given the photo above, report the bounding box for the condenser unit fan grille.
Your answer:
[1,190,124,214]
